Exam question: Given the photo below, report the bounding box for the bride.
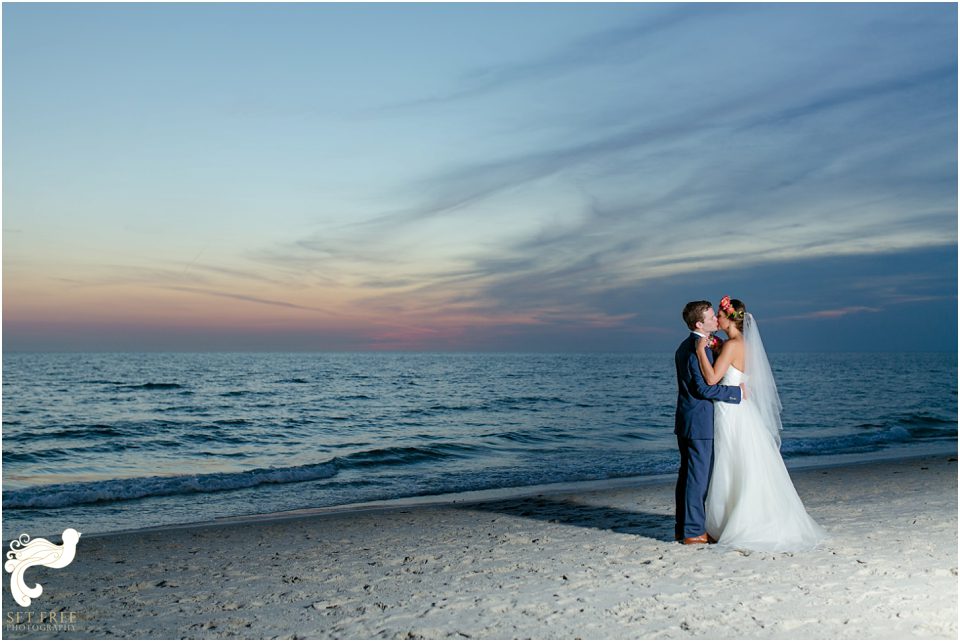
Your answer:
[695,296,828,552]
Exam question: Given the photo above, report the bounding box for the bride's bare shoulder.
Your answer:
[724,336,745,353]
[723,336,746,370]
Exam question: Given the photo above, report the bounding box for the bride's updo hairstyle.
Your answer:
[722,298,747,332]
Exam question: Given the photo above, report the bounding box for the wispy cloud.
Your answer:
[186,262,300,289]
[373,5,715,112]
[154,285,333,314]
[774,306,882,321]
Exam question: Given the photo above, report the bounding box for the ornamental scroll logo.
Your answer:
[5,529,81,607]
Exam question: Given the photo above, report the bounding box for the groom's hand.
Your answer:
[739,383,748,400]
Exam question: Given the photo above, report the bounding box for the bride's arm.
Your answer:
[696,336,736,385]
[688,343,743,404]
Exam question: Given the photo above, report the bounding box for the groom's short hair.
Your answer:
[682,301,712,330]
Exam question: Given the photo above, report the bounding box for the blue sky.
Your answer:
[3,3,957,351]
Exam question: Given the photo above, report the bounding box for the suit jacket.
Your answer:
[674,332,742,439]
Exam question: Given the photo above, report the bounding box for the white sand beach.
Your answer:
[2,452,956,640]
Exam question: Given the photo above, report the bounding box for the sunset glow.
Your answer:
[4,3,956,351]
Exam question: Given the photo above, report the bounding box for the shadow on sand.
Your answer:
[452,494,676,542]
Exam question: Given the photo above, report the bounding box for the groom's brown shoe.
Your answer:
[707,534,718,544]
[682,534,709,545]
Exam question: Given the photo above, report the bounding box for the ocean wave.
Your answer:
[180,430,250,445]
[850,412,953,435]
[8,423,133,443]
[898,411,952,428]
[489,430,557,444]
[403,403,480,416]
[198,450,250,458]
[334,443,483,467]
[3,440,488,510]
[493,395,568,406]
[4,448,75,463]
[613,431,658,441]
[3,461,339,509]
[782,418,954,457]
[117,383,185,390]
[3,443,124,463]
[157,405,206,413]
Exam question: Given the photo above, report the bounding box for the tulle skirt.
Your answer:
[705,401,828,552]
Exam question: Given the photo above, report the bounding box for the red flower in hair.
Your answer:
[719,295,732,314]
[719,295,743,320]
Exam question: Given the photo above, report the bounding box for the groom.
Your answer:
[674,301,745,545]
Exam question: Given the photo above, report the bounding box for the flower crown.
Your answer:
[719,295,745,320]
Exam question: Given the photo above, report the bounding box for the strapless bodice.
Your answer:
[720,364,745,386]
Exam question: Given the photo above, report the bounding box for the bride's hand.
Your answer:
[697,335,709,352]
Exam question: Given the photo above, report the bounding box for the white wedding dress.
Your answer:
[705,363,829,553]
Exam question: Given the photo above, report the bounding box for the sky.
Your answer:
[3,2,957,352]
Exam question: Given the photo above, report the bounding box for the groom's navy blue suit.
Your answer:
[674,332,742,540]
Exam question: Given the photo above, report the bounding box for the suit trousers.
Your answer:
[675,436,714,539]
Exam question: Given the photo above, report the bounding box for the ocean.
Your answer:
[2,351,956,542]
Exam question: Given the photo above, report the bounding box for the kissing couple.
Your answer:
[674,297,828,552]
